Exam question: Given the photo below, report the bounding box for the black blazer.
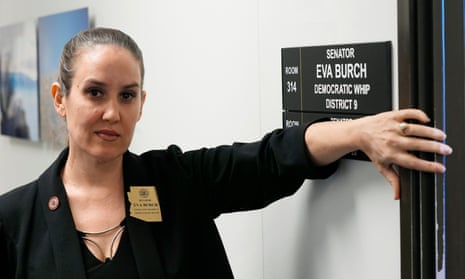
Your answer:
[0,126,337,278]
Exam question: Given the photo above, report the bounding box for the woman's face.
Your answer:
[55,44,145,162]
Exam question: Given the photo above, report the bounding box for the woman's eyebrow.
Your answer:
[81,79,140,89]
[81,78,106,87]
[122,82,140,89]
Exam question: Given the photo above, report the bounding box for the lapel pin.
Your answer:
[48,196,60,211]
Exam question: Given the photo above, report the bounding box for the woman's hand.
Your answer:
[305,109,452,200]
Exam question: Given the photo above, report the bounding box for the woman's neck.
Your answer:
[61,149,126,209]
[63,149,124,188]
[62,149,126,232]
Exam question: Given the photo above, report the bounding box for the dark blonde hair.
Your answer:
[57,27,145,95]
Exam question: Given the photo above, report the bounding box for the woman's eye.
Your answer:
[121,92,136,101]
[86,88,103,97]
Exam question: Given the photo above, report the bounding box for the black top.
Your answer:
[79,220,139,278]
[0,125,338,279]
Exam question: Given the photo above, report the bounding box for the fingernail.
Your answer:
[438,164,446,173]
[441,144,453,155]
[435,128,446,139]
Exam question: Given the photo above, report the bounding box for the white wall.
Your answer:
[258,1,400,278]
[0,1,399,278]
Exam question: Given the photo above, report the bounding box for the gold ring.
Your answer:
[399,122,408,133]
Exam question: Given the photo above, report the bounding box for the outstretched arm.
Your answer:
[304,108,453,200]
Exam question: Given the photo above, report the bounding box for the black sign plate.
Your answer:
[282,41,392,115]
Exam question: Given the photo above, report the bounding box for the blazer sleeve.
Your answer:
[155,125,339,218]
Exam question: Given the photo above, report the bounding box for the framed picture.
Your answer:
[0,20,39,141]
[38,7,89,147]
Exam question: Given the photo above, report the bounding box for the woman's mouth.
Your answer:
[96,129,120,141]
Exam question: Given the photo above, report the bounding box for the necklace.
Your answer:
[80,222,123,235]
[79,222,125,261]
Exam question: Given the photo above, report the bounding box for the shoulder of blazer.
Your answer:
[0,180,39,243]
[0,148,68,241]
[123,146,187,185]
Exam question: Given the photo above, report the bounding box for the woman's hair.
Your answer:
[57,27,145,95]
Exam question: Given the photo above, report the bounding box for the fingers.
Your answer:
[398,136,452,157]
[398,122,447,142]
[393,116,452,168]
[394,108,431,123]
[390,151,446,173]
[385,109,453,165]
[377,165,400,200]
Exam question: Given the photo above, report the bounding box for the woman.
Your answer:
[0,28,452,278]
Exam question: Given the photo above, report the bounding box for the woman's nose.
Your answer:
[102,98,120,123]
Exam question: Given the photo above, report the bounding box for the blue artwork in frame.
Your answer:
[38,7,89,147]
[0,20,39,141]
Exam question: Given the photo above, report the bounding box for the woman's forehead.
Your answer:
[71,46,142,86]
[75,44,133,61]
[74,45,140,71]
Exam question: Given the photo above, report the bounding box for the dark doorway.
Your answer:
[398,0,465,278]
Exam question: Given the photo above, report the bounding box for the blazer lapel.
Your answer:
[126,217,166,279]
[37,149,87,278]
[123,151,166,279]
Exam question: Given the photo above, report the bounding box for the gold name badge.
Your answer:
[127,186,162,222]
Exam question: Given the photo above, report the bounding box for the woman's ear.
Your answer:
[137,90,147,121]
[51,82,66,118]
